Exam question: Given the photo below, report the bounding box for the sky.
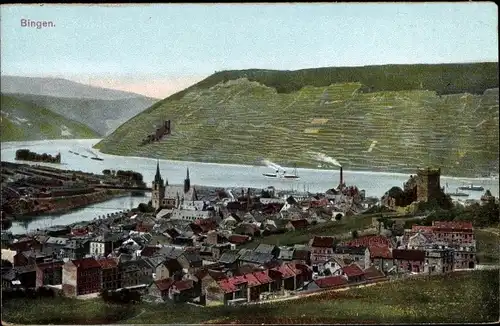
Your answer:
[1,3,498,98]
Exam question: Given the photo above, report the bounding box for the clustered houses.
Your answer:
[402,221,477,270]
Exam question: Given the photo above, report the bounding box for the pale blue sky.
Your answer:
[1,3,498,97]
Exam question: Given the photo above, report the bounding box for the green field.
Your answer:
[475,229,500,264]
[240,214,376,248]
[3,270,497,324]
[95,64,499,177]
[1,94,100,141]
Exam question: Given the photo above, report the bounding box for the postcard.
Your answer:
[0,3,498,325]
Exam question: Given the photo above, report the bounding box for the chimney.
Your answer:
[340,166,343,187]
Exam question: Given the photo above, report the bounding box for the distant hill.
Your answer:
[1,76,158,135]
[95,63,499,177]
[1,94,100,142]
[5,93,157,136]
[0,76,152,100]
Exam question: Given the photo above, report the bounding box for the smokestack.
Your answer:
[340,166,343,187]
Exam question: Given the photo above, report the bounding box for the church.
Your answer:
[151,160,198,210]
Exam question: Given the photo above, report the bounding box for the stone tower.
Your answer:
[416,167,441,202]
[152,160,166,210]
[184,167,191,193]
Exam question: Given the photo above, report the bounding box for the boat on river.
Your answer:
[458,184,485,191]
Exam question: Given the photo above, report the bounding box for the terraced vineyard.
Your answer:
[96,79,499,177]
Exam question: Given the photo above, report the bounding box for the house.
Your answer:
[205,231,228,246]
[219,250,241,269]
[343,235,394,249]
[285,219,309,232]
[97,258,120,291]
[13,265,37,288]
[368,245,393,273]
[233,223,260,237]
[278,247,295,261]
[451,243,476,269]
[178,252,203,274]
[431,221,474,244]
[120,260,143,288]
[8,238,42,254]
[35,260,63,288]
[309,236,336,265]
[64,239,89,260]
[254,244,280,258]
[333,246,370,269]
[62,258,102,297]
[154,258,183,281]
[362,265,387,283]
[238,251,275,267]
[340,263,366,283]
[147,277,175,302]
[193,268,227,304]
[392,249,425,273]
[14,250,52,267]
[90,234,124,258]
[227,234,251,245]
[169,279,196,303]
[317,256,345,276]
[304,275,348,292]
[140,246,161,258]
[406,232,431,250]
[424,247,454,274]
[292,245,311,265]
[215,278,246,305]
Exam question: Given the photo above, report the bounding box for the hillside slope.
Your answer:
[95,63,499,177]
[5,93,157,136]
[0,94,100,142]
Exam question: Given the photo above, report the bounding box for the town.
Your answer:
[1,159,498,312]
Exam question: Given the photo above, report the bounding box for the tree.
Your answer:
[351,230,359,239]
[334,213,343,221]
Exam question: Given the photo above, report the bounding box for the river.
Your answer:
[2,139,498,235]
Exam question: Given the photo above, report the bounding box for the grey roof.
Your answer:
[278,247,295,260]
[334,246,367,256]
[182,252,202,266]
[254,244,277,255]
[218,250,240,264]
[145,255,166,267]
[158,246,184,259]
[45,237,69,246]
[239,251,274,265]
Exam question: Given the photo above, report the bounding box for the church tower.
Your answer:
[152,160,166,210]
[184,167,191,193]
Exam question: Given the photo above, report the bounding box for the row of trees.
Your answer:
[102,169,144,184]
[100,289,141,304]
[2,286,60,301]
[15,149,61,163]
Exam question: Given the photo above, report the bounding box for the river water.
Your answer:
[2,139,498,235]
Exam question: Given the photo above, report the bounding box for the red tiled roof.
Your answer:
[432,221,473,230]
[253,270,273,284]
[71,257,101,270]
[311,236,335,248]
[341,263,365,277]
[155,278,175,291]
[345,235,392,248]
[228,234,251,244]
[411,225,434,232]
[310,198,329,207]
[392,249,425,262]
[217,279,237,293]
[243,273,261,287]
[97,258,118,269]
[272,264,296,279]
[289,219,309,229]
[285,263,302,276]
[314,275,348,288]
[230,275,248,285]
[173,279,194,292]
[368,245,392,259]
[363,266,386,280]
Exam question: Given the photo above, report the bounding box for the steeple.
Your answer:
[154,159,163,184]
[184,167,191,193]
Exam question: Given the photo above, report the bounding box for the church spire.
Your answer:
[184,167,191,193]
[154,159,163,183]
